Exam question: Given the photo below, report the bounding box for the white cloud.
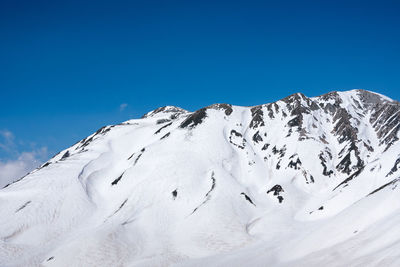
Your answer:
[0,130,16,153]
[119,103,128,111]
[0,129,14,141]
[0,130,48,188]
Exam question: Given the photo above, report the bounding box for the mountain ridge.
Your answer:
[1,89,400,267]
[142,89,396,115]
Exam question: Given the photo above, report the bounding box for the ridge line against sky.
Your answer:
[1,0,399,182]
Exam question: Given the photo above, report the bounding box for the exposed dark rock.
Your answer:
[282,94,320,129]
[267,184,284,196]
[60,150,70,160]
[288,116,302,128]
[336,144,363,175]
[288,154,302,170]
[78,126,111,149]
[309,174,315,183]
[318,91,341,107]
[261,143,270,151]
[386,157,400,177]
[241,192,256,206]
[332,108,358,144]
[276,160,281,170]
[333,167,365,191]
[41,162,51,168]
[271,146,286,158]
[156,119,171,124]
[206,173,216,198]
[363,142,374,152]
[172,189,178,199]
[357,89,389,107]
[319,151,334,176]
[111,173,124,186]
[160,132,170,140]
[179,104,233,129]
[266,103,275,119]
[229,130,245,149]
[134,154,143,165]
[266,184,285,202]
[3,160,53,188]
[114,199,128,215]
[180,108,208,129]
[286,128,293,138]
[209,103,233,115]
[252,131,263,143]
[191,172,216,214]
[368,178,399,195]
[248,160,256,166]
[154,122,173,134]
[142,106,187,119]
[231,130,242,137]
[370,102,400,151]
[319,136,329,144]
[281,92,306,104]
[249,106,265,128]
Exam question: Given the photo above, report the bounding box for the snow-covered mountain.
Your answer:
[1,89,400,267]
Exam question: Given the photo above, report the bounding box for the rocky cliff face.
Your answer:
[1,89,400,267]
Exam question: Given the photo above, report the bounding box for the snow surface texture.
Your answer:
[1,89,400,267]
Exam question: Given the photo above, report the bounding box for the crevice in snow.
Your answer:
[15,201,31,213]
[368,178,399,196]
[333,166,365,191]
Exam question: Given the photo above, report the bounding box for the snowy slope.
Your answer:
[1,89,400,267]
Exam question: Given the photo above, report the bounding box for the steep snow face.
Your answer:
[1,89,400,267]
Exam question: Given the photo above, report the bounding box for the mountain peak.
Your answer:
[316,89,395,105]
[141,105,188,119]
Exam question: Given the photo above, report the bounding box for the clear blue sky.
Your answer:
[1,0,400,161]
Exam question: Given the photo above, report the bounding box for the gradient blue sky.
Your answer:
[1,0,400,163]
